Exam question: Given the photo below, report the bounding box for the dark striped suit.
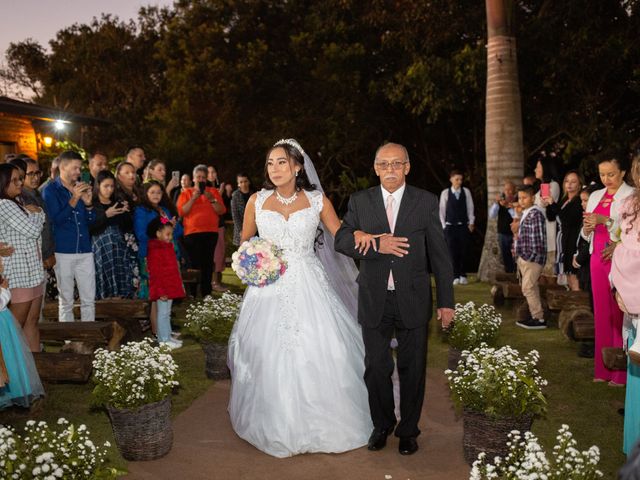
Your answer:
[335,184,454,438]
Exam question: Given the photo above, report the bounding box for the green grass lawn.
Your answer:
[0,271,627,477]
[433,277,627,478]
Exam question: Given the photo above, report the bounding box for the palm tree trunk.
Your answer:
[477,0,524,282]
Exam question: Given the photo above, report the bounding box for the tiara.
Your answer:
[273,138,305,155]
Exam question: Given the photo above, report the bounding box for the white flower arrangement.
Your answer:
[0,418,121,479]
[447,302,502,351]
[184,293,243,344]
[92,338,179,410]
[445,344,548,419]
[470,424,603,479]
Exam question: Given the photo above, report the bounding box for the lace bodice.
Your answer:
[255,189,323,258]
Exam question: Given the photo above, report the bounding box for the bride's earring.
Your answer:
[295,170,299,177]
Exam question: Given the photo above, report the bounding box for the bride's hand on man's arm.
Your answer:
[354,231,387,255]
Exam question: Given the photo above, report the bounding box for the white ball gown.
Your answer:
[228,188,372,458]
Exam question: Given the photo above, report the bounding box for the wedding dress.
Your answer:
[228,188,372,458]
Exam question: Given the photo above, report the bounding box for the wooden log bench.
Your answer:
[33,352,94,383]
[182,269,200,297]
[38,299,151,382]
[558,308,594,341]
[546,289,591,312]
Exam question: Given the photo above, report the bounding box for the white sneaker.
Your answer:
[453,278,460,285]
[171,331,181,339]
[160,339,183,351]
[459,276,469,285]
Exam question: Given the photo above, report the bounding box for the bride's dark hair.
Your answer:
[263,144,316,191]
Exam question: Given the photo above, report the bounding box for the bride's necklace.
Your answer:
[275,189,298,206]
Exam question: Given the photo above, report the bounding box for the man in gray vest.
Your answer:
[439,169,475,285]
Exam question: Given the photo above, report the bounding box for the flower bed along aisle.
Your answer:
[445,344,547,465]
[92,339,179,461]
[184,292,243,380]
[445,302,501,371]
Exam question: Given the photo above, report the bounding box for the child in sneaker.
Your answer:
[514,184,547,329]
[146,217,185,350]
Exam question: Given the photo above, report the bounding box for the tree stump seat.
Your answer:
[546,289,591,312]
[38,299,152,382]
[558,308,594,341]
[182,268,200,297]
[33,352,94,383]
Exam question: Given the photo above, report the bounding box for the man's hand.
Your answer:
[354,231,386,255]
[468,224,475,233]
[437,308,455,328]
[72,182,91,200]
[0,277,8,289]
[378,235,409,257]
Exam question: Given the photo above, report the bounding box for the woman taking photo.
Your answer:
[542,170,583,290]
[144,159,179,198]
[582,152,634,386]
[0,164,45,352]
[178,165,225,297]
[115,161,139,206]
[90,170,138,299]
[534,156,561,273]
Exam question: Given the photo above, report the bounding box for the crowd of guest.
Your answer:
[485,150,640,457]
[0,147,255,410]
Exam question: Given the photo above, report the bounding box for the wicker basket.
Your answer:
[107,396,173,461]
[447,347,462,371]
[202,342,230,380]
[462,409,533,465]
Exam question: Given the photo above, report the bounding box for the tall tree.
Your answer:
[477,0,524,281]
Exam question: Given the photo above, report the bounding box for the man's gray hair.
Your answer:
[193,164,208,176]
[374,142,410,163]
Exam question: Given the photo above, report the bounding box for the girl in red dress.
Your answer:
[146,217,185,350]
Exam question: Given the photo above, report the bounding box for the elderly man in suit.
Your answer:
[335,142,454,456]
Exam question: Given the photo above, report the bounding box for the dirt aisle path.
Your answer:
[126,367,469,480]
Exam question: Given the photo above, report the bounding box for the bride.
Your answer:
[227,139,372,457]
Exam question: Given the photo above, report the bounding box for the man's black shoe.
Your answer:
[367,427,394,451]
[398,436,419,455]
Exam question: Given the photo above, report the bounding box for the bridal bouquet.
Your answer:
[231,237,287,287]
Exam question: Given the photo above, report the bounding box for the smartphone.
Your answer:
[114,201,124,209]
[80,171,91,184]
[198,181,206,194]
[172,170,180,184]
[540,183,550,198]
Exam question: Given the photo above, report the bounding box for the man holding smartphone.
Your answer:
[43,151,96,322]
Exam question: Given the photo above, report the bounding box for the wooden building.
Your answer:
[0,96,109,161]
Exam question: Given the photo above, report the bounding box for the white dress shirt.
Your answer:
[438,186,475,228]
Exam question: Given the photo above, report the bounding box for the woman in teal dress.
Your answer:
[625,322,640,454]
[0,268,44,409]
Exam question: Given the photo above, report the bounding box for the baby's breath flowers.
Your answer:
[92,338,179,409]
[0,418,120,479]
[184,293,243,344]
[470,425,603,479]
[445,344,547,419]
[447,302,502,351]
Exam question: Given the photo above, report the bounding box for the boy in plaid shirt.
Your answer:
[514,184,547,329]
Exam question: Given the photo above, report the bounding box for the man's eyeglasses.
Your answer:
[26,171,42,178]
[375,161,407,170]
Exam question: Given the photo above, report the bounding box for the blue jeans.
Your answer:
[498,233,515,273]
[156,299,173,342]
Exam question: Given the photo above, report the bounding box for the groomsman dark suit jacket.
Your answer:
[335,184,454,327]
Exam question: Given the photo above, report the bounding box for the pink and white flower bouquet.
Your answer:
[231,237,287,287]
